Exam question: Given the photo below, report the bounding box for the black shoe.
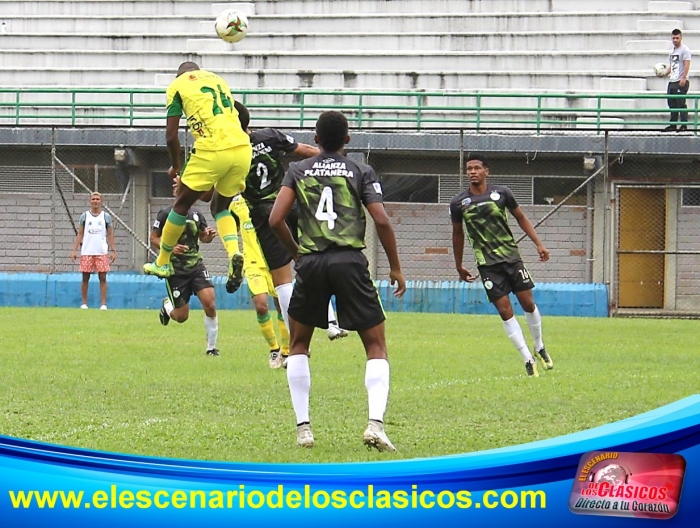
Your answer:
[663,125,677,132]
[206,348,220,356]
[225,253,245,293]
[525,361,539,378]
[535,348,554,370]
[159,299,170,326]
[677,125,688,132]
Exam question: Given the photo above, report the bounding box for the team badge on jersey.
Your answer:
[193,213,199,223]
[373,182,383,194]
[461,197,472,206]
[490,191,501,201]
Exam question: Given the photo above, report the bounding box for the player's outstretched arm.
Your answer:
[366,203,405,297]
[293,143,320,159]
[511,206,549,262]
[269,186,299,260]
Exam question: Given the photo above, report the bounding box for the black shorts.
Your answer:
[165,263,213,308]
[288,248,385,332]
[477,260,535,303]
[250,203,298,271]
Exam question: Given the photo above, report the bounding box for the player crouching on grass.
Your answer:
[151,177,221,357]
[270,111,406,451]
[450,154,553,378]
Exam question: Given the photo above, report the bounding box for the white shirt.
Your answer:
[79,210,111,256]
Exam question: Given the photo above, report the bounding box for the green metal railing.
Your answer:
[1,87,698,133]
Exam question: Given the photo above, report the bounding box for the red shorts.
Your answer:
[80,254,110,273]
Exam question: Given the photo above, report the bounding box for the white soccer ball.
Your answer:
[214,9,249,43]
[654,62,667,77]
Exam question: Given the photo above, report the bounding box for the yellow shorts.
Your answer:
[180,143,252,197]
[246,267,277,298]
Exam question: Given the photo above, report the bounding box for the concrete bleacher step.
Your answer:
[647,1,696,11]
[187,30,676,53]
[626,39,672,50]
[0,49,675,72]
[0,0,215,16]
[637,19,684,30]
[244,12,700,33]
[250,0,656,15]
[0,15,204,33]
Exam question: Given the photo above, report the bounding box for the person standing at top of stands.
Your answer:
[269,111,406,452]
[143,62,251,295]
[450,154,553,378]
[71,192,117,310]
[663,29,692,132]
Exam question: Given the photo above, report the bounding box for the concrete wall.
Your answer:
[0,273,609,317]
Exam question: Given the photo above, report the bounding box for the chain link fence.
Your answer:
[1,127,699,316]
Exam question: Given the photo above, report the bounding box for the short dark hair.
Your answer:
[315,111,348,152]
[672,28,682,36]
[176,61,199,77]
[465,154,489,168]
[234,100,250,130]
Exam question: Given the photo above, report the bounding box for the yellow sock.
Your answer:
[214,210,240,259]
[156,210,187,266]
[257,313,279,350]
[277,313,290,355]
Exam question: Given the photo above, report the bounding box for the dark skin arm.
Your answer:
[365,202,406,297]
[269,186,299,260]
[166,115,182,179]
[451,221,477,282]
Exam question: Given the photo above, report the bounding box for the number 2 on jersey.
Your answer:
[315,186,338,230]
[257,163,271,189]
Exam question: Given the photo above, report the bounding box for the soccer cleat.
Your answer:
[225,253,245,293]
[535,348,553,370]
[296,423,314,448]
[525,360,539,378]
[80,304,88,309]
[327,323,349,341]
[269,348,283,369]
[206,348,220,357]
[159,299,170,326]
[363,420,397,452]
[100,305,108,310]
[143,261,174,279]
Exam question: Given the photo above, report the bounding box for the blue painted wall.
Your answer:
[0,273,609,317]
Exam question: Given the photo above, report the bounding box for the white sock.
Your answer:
[524,306,544,351]
[365,359,390,422]
[204,315,218,350]
[287,355,311,424]
[327,301,337,325]
[163,299,174,316]
[502,317,533,362]
[275,282,294,332]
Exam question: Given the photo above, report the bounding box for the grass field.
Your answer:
[0,307,698,464]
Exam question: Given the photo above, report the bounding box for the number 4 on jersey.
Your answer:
[315,186,338,230]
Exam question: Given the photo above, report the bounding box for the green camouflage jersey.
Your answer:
[242,128,298,208]
[153,206,208,273]
[282,152,384,254]
[449,184,522,267]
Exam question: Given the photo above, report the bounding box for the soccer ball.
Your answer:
[653,62,667,77]
[214,9,249,43]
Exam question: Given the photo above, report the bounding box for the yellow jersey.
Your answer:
[230,195,268,272]
[166,69,250,151]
